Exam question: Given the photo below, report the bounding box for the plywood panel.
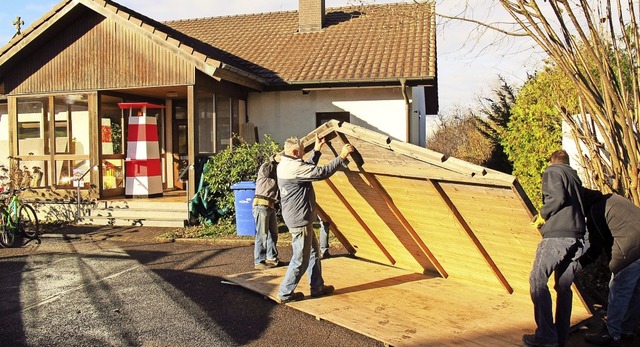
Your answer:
[323,171,440,274]
[372,174,504,286]
[225,257,592,347]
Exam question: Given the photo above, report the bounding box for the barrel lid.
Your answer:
[230,181,256,190]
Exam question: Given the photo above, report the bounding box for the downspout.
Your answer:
[399,78,410,142]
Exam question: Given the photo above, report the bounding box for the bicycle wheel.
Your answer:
[0,215,16,247]
[18,204,39,239]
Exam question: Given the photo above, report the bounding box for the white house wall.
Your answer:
[247,87,409,144]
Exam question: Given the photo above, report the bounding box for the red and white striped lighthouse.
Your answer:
[118,102,164,198]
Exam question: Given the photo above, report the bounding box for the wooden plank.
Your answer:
[323,178,396,265]
[224,257,591,347]
[430,180,514,294]
[362,172,448,278]
[315,205,356,255]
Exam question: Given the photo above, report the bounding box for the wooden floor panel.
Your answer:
[224,256,591,347]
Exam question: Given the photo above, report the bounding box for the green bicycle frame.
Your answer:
[4,195,20,229]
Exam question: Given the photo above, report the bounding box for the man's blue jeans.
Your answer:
[606,258,640,339]
[318,216,330,255]
[529,237,585,345]
[277,223,324,300]
[253,205,278,265]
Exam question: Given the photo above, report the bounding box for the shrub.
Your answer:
[200,135,280,218]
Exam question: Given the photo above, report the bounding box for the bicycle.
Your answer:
[0,187,40,248]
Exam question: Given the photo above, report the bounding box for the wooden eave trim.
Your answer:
[0,0,75,67]
[264,77,437,92]
[213,65,266,91]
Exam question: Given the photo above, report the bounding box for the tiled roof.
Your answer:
[165,3,436,86]
[1,1,435,89]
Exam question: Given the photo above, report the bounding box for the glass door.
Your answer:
[173,101,188,190]
[99,95,126,198]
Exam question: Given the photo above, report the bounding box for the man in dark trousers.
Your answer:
[523,149,587,347]
[252,154,281,270]
[275,134,354,303]
[581,190,640,346]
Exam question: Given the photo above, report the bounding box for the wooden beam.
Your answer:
[316,205,356,255]
[324,178,396,265]
[187,85,196,199]
[512,179,538,218]
[429,180,514,294]
[362,172,449,278]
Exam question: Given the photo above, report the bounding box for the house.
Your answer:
[0,0,437,201]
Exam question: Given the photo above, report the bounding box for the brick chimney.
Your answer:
[298,0,325,33]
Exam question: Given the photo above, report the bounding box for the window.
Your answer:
[197,92,240,153]
[14,95,92,189]
[316,112,350,128]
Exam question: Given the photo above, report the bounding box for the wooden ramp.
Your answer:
[224,257,591,347]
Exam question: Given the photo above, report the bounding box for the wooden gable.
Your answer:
[0,0,265,96]
[3,7,194,95]
[226,120,592,346]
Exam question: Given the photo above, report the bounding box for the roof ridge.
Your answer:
[163,9,298,24]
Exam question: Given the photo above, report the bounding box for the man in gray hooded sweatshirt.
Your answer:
[523,149,587,347]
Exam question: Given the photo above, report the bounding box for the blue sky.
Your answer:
[0,0,543,114]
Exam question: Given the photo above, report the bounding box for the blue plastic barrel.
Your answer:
[230,181,256,236]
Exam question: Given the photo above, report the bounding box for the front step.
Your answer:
[83,199,189,228]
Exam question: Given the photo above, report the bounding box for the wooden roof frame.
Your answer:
[303,120,554,296]
[225,121,592,346]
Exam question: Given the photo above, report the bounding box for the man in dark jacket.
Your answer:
[524,150,587,347]
[581,190,640,346]
[252,155,281,270]
[275,134,353,304]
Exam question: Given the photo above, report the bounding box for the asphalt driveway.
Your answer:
[0,225,381,347]
[1,225,637,347]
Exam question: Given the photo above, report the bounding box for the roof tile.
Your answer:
[165,3,435,85]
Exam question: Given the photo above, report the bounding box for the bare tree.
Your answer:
[494,1,640,204]
[395,0,639,204]
[427,110,494,166]
[358,1,638,202]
